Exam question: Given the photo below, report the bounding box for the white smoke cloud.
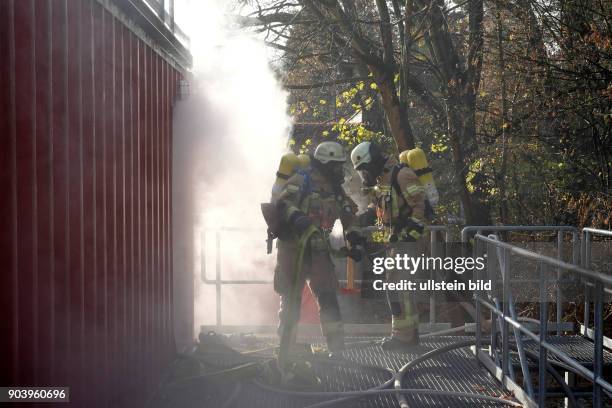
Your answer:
[174,0,291,330]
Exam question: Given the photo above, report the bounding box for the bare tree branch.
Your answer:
[283,76,371,89]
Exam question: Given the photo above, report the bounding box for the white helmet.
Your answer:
[313,141,347,164]
[350,141,373,170]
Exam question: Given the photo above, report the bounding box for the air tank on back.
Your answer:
[270,152,311,203]
[399,147,439,207]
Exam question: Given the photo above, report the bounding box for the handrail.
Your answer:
[462,225,580,338]
[580,226,612,407]
[461,225,578,243]
[201,225,449,327]
[473,232,611,407]
[476,234,612,285]
[583,228,612,238]
[200,225,610,406]
[477,298,612,393]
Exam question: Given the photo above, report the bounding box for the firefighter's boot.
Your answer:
[381,326,419,351]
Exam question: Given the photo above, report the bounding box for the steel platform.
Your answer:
[498,335,612,371]
[173,335,519,408]
[522,335,612,368]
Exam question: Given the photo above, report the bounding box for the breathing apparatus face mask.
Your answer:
[326,161,346,185]
[357,167,377,187]
[356,153,387,187]
[314,159,346,185]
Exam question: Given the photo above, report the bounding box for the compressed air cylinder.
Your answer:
[270,152,310,203]
[399,148,439,207]
[297,153,310,170]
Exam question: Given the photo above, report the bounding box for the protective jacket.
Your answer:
[276,168,358,239]
[274,166,358,351]
[369,156,426,236]
[368,157,428,341]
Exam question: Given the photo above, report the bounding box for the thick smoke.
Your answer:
[174,0,291,330]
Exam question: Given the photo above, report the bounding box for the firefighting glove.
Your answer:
[289,211,313,236]
[347,247,363,262]
[402,218,425,242]
[357,207,377,227]
[340,246,362,262]
[345,230,365,247]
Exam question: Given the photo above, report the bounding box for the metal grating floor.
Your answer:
[522,335,612,367]
[183,335,517,408]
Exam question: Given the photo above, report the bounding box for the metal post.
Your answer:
[488,242,499,364]
[507,277,535,395]
[159,0,165,21]
[572,230,579,266]
[475,295,482,360]
[556,231,563,335]
[201,231,206,281]
[169,0,174,31]
[491,234,523,383]
[491,309,498,364]
[539,264,548,407]
[215,231,222,327]
[501,247,510,377]
[593,281,604,407]
[429,229,436,325]
[580,231,586,269]
[583,231,591,331]
[475,238,482,360]
[567,232,578,407]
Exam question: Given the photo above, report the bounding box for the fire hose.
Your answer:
[158,334,587,408]
[251,339,581,408]
[155,332,590,406]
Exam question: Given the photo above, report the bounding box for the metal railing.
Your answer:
[201,227,272,326]
[462,226,579,335]
[581,228,612,339]
[427,225,449,324]
[472,233,612,407]
[201,225,449,329]
[201,224,611,405]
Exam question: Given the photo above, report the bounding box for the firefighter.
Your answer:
[273,141,362,353]
[351,141,427,351]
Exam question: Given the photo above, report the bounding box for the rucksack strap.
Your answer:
[390,163,409,209]
[392,163,435,221]
[296,168,312,207]
[413,167,432,177]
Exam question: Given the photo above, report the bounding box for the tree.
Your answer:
[242,0,488,223]
[239,0,611,227]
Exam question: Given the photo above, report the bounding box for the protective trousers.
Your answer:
[274,238,344,351]
[385,240,426,341]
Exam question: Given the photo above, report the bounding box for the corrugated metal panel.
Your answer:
[0,0,13,386]
[0,0,188,406]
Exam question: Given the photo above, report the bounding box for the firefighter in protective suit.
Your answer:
[274,141,361,353]
[351,141,427,351]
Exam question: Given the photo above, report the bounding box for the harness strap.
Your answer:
[413,167,432,177]
[277,224,319,378]
[390,164,411,214]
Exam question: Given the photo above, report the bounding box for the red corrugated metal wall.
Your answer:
[0,0,185,406]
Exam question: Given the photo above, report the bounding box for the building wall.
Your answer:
[0,0,189,406]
